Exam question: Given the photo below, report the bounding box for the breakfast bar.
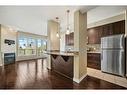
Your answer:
[45,51,78,79]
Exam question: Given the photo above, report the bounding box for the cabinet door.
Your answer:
[65,34,68,45]
[68,34,71,45]
[69,32,74,45]
[65,33,74,46]
[108,23,113,35]
[120,20,125,34]
[113,21,121,34]
[94,27,100,44]
[102,24,113,37]
[102,25,107,37]
[96,26,102,44]
[88,28,99,44]
[87,53,101,70]
[113,20,125,34]
[65,34,70,46]
[71,32,74,45]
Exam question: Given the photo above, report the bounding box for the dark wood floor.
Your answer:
[0,59,126,89]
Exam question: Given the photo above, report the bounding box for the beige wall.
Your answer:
[47,20,60,69]
[0,25,17,53]
[73,11,87,83]
[60,32,65,51]
[18,31,47,39]
[47,20,60,51]
[0,25,17,66]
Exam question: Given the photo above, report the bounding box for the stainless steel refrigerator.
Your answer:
[101,34,125,77]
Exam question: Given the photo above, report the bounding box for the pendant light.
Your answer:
[56,17,59,38]
[56,32,59,37]
[66,10,70,35]
[59,21,61,40]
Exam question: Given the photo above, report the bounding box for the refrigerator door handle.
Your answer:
[101,50,103,60]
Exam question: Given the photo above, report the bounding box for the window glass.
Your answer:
[19,38,27,49]
[26,38,36,55]
[42,40,47,51]
[18,38,27,56]
[18,35,47,57]
[37,39,42,48]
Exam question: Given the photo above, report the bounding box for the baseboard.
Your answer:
[73,74,87,83]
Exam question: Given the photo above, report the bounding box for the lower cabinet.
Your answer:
[87,53,101,70]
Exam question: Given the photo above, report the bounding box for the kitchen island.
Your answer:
[44,51,78,79]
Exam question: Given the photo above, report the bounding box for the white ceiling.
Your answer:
[0,6,96,36]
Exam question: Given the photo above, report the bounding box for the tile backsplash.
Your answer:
[65,46,74,51]
[65,44,101,52]
[87,44,101,52]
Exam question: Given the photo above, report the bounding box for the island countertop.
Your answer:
[44,51,79,56]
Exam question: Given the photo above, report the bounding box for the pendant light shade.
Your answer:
[66,27,70,35]
[56,33,59,37]
[56,17,60,38]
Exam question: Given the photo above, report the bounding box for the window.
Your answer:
[18,38,36,56]
[26,38,36,55]
[42,40,47,51]
[37,39,42,56]
[37,39,47,56]
[18,35,47,57]
[18,38,27,56]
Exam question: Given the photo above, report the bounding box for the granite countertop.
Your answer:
[87,51,101,53]
[44,51,79,56]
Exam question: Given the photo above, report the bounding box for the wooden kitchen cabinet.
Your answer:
[87,26,103,44]
[87,27,100,44]
[102,23,113,37]
[112,20,125,35]
[96,26,103,43]
[65,34,69,45]
[87,53,101,70]
[87,20,125,44]
[65,32,74,46]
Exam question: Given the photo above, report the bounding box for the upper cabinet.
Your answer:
[87,20,125,44]
[87,27,100,44]
[112,20,125,34]
[102,23,113,37]
[65,32,74,46]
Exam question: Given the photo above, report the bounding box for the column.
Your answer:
[125,10,127,76]
[73,10,87,83]
[47,20,60,69]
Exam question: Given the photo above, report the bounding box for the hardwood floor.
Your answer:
[0,59,126,89]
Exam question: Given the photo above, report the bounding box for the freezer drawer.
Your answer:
[101,49,125,76]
